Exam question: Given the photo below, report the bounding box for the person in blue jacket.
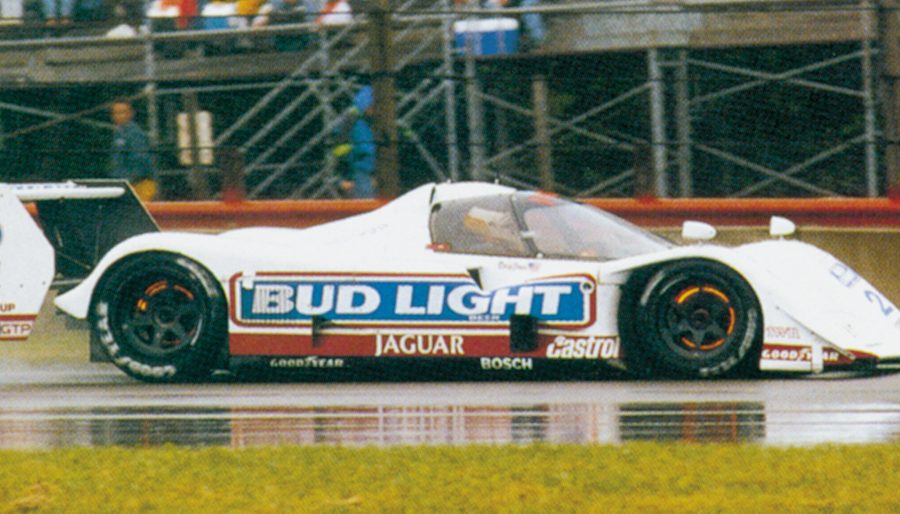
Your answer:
[110,99,157,201]
[333,86,376,198]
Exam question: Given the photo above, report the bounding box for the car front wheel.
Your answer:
[620,260,762,378]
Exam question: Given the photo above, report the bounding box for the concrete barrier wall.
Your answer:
[148,197,900,231]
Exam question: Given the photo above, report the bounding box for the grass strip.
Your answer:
[0,443,897,513]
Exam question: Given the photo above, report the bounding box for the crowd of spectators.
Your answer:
[0,0,544,53]
[0,0,143,34]
[0,0,359,36]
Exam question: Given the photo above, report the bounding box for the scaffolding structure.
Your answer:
[0,1,890,199]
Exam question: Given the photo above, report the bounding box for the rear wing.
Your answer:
[0,180,158,341]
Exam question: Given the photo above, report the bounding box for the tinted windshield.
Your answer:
[514,192,671,260]
[429,192,671,260]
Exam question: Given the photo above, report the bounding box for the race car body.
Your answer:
[0,181,154,342]
[6,180,900,382]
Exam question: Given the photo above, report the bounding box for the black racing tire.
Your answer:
[619,259,762,379]
[90,252,227,383]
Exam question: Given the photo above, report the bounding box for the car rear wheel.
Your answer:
[620,260,762,378]
[90,252,227,382]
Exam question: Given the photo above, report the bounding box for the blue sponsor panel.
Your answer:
[236,275,592,325]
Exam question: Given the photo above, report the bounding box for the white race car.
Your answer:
[3,180,898,382]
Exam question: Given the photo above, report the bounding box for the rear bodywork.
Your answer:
[0,180,157,341]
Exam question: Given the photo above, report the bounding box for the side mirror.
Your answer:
[681,221,717,242]
[769,216,796,238]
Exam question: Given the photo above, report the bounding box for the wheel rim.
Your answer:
[114,275,205,357]
[660,282,738,355]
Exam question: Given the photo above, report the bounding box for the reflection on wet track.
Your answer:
[0,365,898,449]
[0,404,769,448]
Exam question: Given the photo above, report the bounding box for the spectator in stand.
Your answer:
[254,0,315,25]
[316,0,350,25]
[518,0,545,48]
[303,0,323,22]
[332,86,376,198]
[105,1,141,37]
[42,0,74,25]
[174,0,198,29]
[252,0,317,50]
[110,99,157,201]
[237,0,266,17]
[483,0,545,50]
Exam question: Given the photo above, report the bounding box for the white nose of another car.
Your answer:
[737,239,900,360]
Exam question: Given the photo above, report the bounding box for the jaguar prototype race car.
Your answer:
[2,180,899,382]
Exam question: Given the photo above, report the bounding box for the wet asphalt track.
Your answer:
[0,361,898,449]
